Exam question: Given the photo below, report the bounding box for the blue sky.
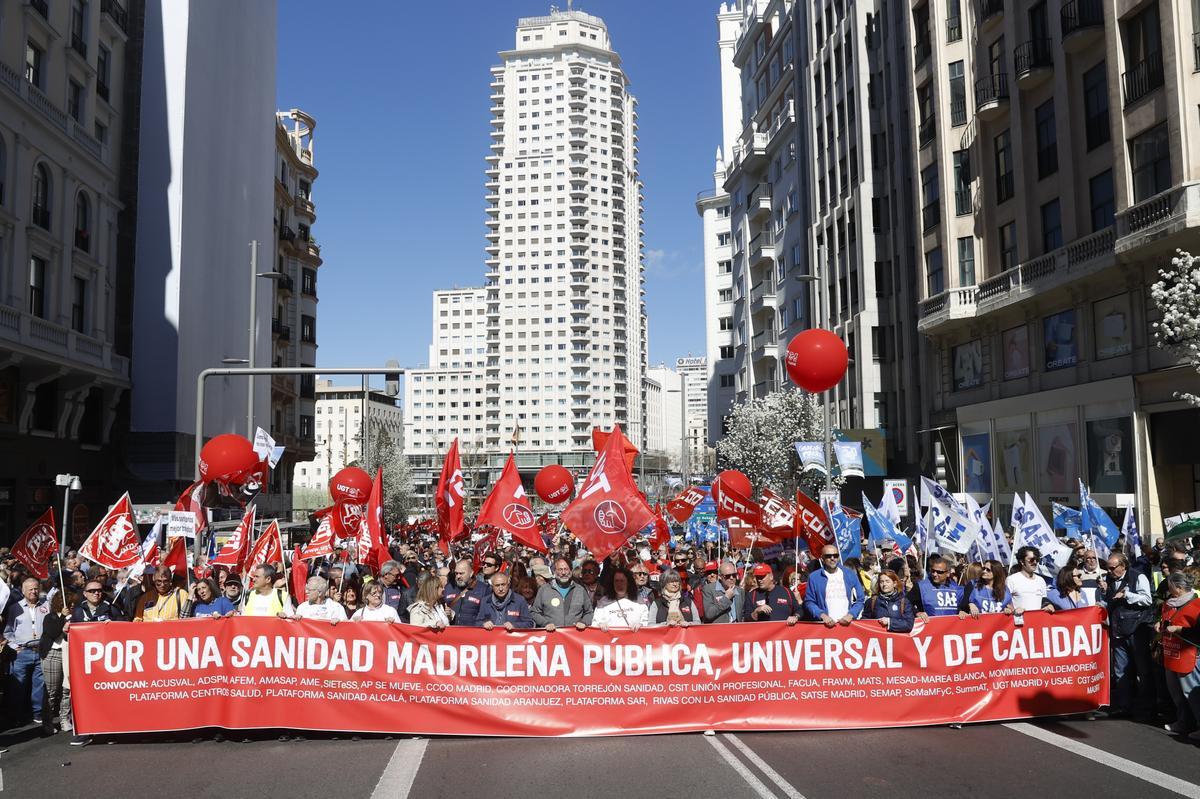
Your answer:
[277,1,721,379]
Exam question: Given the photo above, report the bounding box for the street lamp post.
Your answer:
[794,248,834,491]
[55,473,82,554]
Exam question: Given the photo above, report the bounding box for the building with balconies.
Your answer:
[263,108,320,517]
[707,0,925,485]
[0,0,139,545]
[908,0,1200,534]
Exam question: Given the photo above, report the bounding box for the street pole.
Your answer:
[61,485,71,554]
[361,374,370,468]
[247,240,259,438]
[820,245,833,492]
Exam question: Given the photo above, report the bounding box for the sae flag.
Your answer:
[1052,503,1083,540]
[862,493,913,552]
[1011,492,1072,577]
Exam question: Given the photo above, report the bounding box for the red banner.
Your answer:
[69,608,1108,737]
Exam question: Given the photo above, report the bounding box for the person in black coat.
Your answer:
[862,570,915,633]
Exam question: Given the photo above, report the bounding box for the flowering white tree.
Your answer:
[716,387,834,495]
[1150,249,1200,406]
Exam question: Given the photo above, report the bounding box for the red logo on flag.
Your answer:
[12,508,58,580]
[502,504,535,530]
[562,426,655,562]
[477,453,545,552]
[594,500,627,533]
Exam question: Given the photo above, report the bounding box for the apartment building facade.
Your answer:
[292,379,403,497]
[910,0,1200,532]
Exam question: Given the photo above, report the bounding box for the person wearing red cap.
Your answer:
[743,563,801,624]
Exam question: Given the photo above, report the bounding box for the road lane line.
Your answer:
[370,737,428,799]
[1003,723,1200,799]
[705,733,779,799]
[723,734,807,799]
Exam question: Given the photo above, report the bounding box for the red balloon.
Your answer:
[713,470,752,504]
[785,329,849,393]
[329,467,373,504]
[535,464,574,504]
[199,434,259,484]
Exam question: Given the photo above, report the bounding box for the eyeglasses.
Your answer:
[483,562,499,568]
[821,554,839,560]
[1022,557,1038,563]
[631,572,648,577]
[581,568,598,575]
[84,588,102,594]
[931,569,948,575]
[720,573,737,579]
[1072,572,1085,577]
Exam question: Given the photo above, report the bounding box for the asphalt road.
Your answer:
[1,717,1198,798]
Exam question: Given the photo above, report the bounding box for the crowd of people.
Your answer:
[2,525,1199,745]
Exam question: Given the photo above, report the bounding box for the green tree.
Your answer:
[716,387,836,496]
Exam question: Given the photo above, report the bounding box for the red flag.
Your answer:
[298,515,335,560]
[174,480,207,535]
[244,519,284,574]
[289,546,308,601]
[665,486,706,524]
[651,505,671,550]
[477,453,545,552]
[714,478,762,527]
[726,518,763,549]
[435,437,466,545]
[312,501,364,540]
[562,425,656,562]
[79,493,141,569]
[472,526,502,573]
[211,506,254,573]
[591,427,639,472]
[794,490,835,556]
[357,468,390,574]
[142,537,160,569]
[161,535,188,576]
[11,508,58,580]
[757,488,798,541]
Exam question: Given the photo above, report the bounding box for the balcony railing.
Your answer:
[102,0,129,32]
[1014,38,1052,78]
[1195,32,1200,72]
[978,0,1003,22]
[272,319,291,341]
[97,80,110,102]
[922,199,941,232]
[955,188,972,216]
[975,73,1009,110]
[278,225,296,243]
[946,16,962,41]
[1060,0,1102,40]
[75,228,90,251]
[30,0,48,19]
[918,119,936,148]
[1122,50,1164,107]
[914,38,932,68]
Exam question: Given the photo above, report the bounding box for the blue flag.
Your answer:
[1123,506,1142,561]
[1052,503,1083,540]
[1079,480,1120,548]
[862,493,913,552]
[826,502,862,560]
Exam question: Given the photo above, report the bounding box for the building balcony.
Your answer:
[276,274,294,294]
[749,230,776,268]
[749,279,776,314]
[278,225,296,243]
[1115,184,1200,257]
[271,319,291,341]
[974,74,1009,121]
[917,286,979,333]
[751,329,779,362]
[101,0,128,34]
[0,304,129,381]
[1060,0,1103,52]
[767,99,795,149]
[31,203,51,230]
[1014,38,1053,89]
[748,183,771,222]
[918,119,936,149]
[730,131,769,178]
[294,193,315,218]
[1122,50,1164,108]
[946,15,962,41]
[978,0,1003,29]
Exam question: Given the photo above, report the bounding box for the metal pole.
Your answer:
[247,240,259,438]
[361,373,369,468]
[61,487,70,555]
[820,245,833,491]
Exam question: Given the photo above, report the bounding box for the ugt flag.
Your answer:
[562,425,655,562]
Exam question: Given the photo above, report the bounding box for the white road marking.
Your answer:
[705,733,779,799]
[1004,722,1200,799]
[370,737,428,799]
[724,734,807,799]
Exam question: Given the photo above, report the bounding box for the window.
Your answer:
[0,136,6,205]
[921,164,940,231]
[71,0,87,56]
[993,130,1013,203]
[957,237,975,285]
[302,268,316,295]
[719,374,735,388]
[1040,199,1062,253]
[69,80,84,122]
[1083,61,1109,150]
[719,345,734,360]
[717,232,730,246]
[1130,123,1170,202]
[94,121,107,144]
[953,150,971,215]
[917,84,936,147]
[925,248,944,296]
[97,45,111,101]
[914,3,931,65]
[29,256,47,318]
[1122,3,1163,105]
[72,277,87,333]
[301,315,316,343]
[32,163,51,230]
[998,222,1018,271]
[1034,100,1057,179]
[949,61,966,126]
[1089,169,1115,231]
[25,41,44,89]
[718,288,733,302]
[75,193,90,252]
[719,316,732,331]
[946,0,962,41]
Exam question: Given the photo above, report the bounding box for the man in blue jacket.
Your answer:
[444,558,489,626]
[804,546,865,627]
[476,572,534,630]
[916,555,963,619]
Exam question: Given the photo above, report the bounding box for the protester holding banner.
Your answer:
[530,557,593,631]
[862,571,914,632]
[651,568,699,626]
[1047,566,1097,611]
[1006,547,1053,615]
[183,578,235,618]
[803,546,863,627]
[1103,552,1156,719]
[745,563,802,625]
[915,555,963,619]
[241,565,293,618]
[294,577,348,624]
[134,567,189,622]
[700,561,743,623]
[476,572,534,630]
[1159,571,1200,738]
[444,559,487,627]
[959,561,1014,617]
[37,589,72,733]
[591,567,649,632]
[401,574,448,628]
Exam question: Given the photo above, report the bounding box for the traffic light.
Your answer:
[934,441,948,488]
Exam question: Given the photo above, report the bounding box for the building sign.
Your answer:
[1086,417,1134,493]
[1093,294,1133,360]
[961,433,992,494]
[952,339,983,390]
[1043,310,1079,371]
[1001,325,1030,380]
